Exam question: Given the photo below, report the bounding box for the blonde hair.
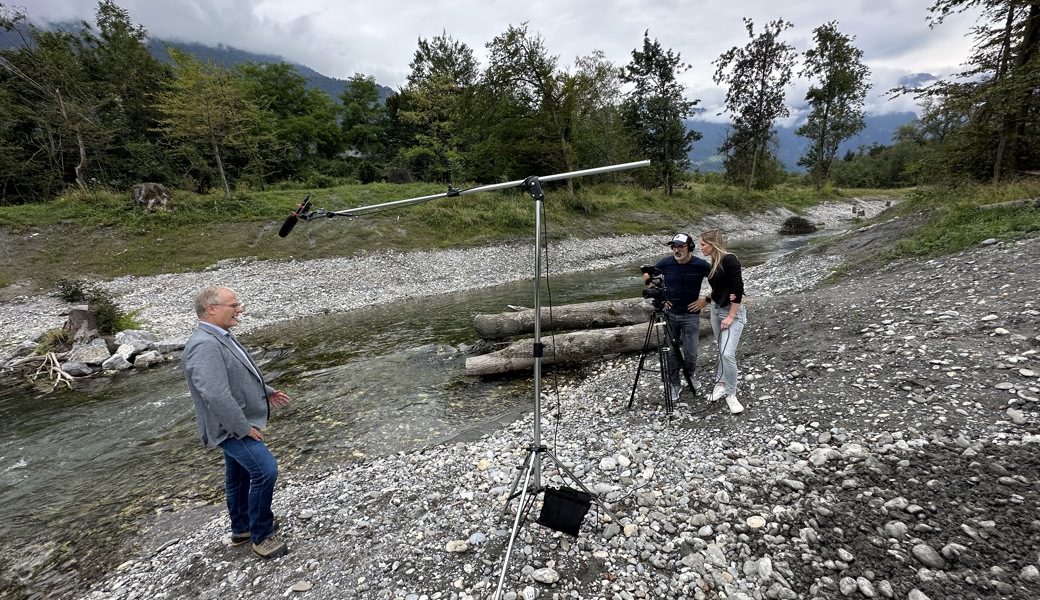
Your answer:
[194,286,227,317]
[700,229,730,279]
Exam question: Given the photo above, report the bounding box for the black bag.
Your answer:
[536,486,592,537]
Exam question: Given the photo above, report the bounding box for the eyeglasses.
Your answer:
[210,302,243,309]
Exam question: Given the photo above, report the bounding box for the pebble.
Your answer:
[23,202,1040,600]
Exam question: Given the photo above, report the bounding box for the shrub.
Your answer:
[35,328,71,354]
[52,278,139,335]
[54,277,90,303]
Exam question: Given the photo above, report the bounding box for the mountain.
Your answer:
[0,19,393,102]
[687,112,916,173]
[146,39,395,101]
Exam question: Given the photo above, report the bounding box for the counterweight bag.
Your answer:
[536,486,592,537]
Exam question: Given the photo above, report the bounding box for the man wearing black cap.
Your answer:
[654,232,711,405]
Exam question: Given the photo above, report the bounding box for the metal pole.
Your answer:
[310,160,650,218]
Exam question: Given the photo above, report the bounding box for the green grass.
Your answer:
[881,181,1040,259]
[0,178,995,298]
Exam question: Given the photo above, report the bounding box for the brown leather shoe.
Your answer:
[252,535,288,559]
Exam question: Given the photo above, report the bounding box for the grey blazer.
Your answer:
[183,324,275,447]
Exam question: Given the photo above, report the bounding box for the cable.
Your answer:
[539,200,563,454]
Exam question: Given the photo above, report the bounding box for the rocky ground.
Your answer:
[7,200,1040,600]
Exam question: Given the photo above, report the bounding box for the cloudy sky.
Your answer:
[26,0,982,121]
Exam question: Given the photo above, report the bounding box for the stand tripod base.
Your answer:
[494,444,619,599]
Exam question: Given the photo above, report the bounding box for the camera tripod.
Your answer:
[627,304,697,415]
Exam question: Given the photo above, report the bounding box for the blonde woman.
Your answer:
[697,230,746,414]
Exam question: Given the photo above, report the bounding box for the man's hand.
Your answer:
[247,427,263,441]
[269,390,291,409]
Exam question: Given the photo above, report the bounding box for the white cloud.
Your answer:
[27,0,982,115]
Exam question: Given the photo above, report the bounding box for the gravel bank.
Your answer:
[0,200,882,352]
[15,199,1040,600]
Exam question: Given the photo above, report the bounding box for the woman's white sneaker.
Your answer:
[726,394,744,414]
[709,385,726,402]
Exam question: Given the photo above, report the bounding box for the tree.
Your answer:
[237,61,343,177]
[570,51,640,176]
[712,18,796,190]
[896,1,1040,182]
[0,1,171,200]
[482,23,579,189]
[795,22,871,189]
[340,73,390,182]
[154,48,269,198]
[621,31,701,195]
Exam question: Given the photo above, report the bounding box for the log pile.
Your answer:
[465,297,710,376]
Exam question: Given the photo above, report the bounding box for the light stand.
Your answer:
[279,160,649,597]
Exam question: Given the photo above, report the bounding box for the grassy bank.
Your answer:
[3,178,1037,298]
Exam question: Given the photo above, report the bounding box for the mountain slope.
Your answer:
[687,112,915,172]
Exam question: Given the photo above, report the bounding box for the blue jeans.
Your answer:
[709,302,746,395]
[664,311,701,389]
[219,436,278,544]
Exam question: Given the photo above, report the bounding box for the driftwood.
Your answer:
[466,323,656,376]
[467,297,718,375]
[979,197,1039,210]
[474,298,654,338]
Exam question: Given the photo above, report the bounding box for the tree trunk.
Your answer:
[465,323,651,376]
[212,137,231,200]
[55,89,88,192]
[474,298,657,338]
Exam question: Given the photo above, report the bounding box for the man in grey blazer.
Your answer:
[183,286,291,559]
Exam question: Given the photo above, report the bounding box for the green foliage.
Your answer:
[901,1,1040,183]
[882,182,1040,258]
[796,22,871,189]
[35,328,71,355]
[54,277,90,303]
[712,18,796,190]
[50,276,140,335]
[621,31,701,195]
[0,1,173,204]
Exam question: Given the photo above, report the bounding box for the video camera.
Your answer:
[640,265,667,306]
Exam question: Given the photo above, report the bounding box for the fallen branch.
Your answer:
[30,352,74,389]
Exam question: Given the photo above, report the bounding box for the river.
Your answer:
[0,233,820,596]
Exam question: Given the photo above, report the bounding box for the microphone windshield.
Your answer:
[277,215,298,238]
[277,195,310,238]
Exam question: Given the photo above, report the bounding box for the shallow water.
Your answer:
[0,233,812,591]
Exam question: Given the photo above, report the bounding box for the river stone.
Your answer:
[445,540,468,553]
[61,361,94,377]
[155,336,188,354]
[746,516,766,529]
[911,544,946,569]
[134,350,162,368]
[102,354,133,371]
[114,329,158,351]
[531,568,559,584]
[290,581,312,592]
[66,338,111,365]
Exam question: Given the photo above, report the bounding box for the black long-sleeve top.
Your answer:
[706,253,744,307]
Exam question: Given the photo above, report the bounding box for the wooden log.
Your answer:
[979,197,1039,210]
[465,323,657,376]
[474,297,653,338]
[475,297,709,338]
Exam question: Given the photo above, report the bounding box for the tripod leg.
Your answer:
[494,447,539,600]
[658,317,685,415]
[504,445,537,511]
[626,317,658,410]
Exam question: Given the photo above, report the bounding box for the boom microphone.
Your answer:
[278,195,311,238]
